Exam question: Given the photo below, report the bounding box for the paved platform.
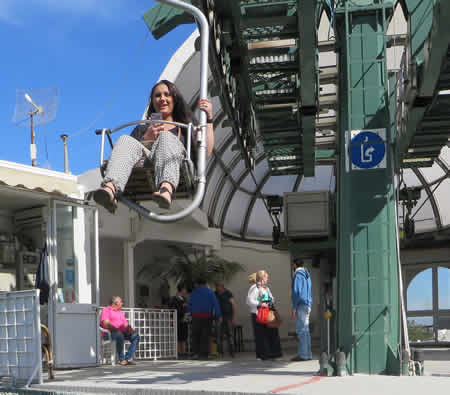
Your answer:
[4,351,448,395]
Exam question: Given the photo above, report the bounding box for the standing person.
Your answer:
[189,278,222,359]
[246,270,282,360]
[291,258,313,361]
[93,79,214,213]
[100,296,140,366]
[168,283,189,356]
[215,281,237,357]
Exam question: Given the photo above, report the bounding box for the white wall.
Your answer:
[99,238,124,306]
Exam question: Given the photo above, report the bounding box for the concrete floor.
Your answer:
[13,350,450,395]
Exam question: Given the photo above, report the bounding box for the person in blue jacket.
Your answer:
[189,278,222,359]
[291,258,313,361]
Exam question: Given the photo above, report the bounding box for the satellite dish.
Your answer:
[12,87,59,167]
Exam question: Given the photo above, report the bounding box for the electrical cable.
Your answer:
[67,30,150,141]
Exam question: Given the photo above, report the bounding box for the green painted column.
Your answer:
[335,1,400,374]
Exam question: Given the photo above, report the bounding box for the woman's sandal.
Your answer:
[152,186,173,209]
[93,185,118,214]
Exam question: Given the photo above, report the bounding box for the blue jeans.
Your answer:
[295,305,312,359]
[110,331,140,361]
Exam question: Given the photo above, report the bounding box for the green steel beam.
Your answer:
[298,0,319,177]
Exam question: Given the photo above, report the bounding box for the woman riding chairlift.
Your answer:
[93,0,212,224]
[93,80,214,213]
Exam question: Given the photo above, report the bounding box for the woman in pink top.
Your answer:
[100,296,140,365]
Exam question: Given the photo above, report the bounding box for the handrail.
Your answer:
[96,0,209,223]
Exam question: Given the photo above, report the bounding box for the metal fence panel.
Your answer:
[103,307,177,360]
[0,290,42,385]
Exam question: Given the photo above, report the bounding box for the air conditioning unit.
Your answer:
[284,191,331,239]
[14,206,48,228]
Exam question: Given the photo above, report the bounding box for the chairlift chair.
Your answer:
[95,0,209,223]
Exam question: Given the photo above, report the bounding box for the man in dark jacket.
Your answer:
[189,278,222,359]
[168,283,189,356]
[215,281,237,357]
[291,258,313,361]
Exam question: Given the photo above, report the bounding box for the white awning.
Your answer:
[0,160,80,198]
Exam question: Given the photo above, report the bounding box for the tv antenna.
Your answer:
[12,87,59,167]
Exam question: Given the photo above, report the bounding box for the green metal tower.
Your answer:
[335,0,400,374]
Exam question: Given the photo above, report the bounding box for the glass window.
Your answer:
[438,267,449,310]
[402,168,422,188]
[223,191,251,235]
[407,269,432,311]
[230,159,246,181]
[407,316,434,342]
[56,204,77,303]
[246,199,274,239]
[262,175,297,195]
[214,180,234,226]
[240,160,269,192]
[54,203,97,304]
[409,196,436,233]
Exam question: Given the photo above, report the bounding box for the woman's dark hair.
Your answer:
[146,80,194,124]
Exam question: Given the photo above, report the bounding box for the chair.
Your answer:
[98,126,196,204]
[41,324,55,380]
[106,158,195,202]
[100,327,117,365]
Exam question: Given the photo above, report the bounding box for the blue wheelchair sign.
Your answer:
[350,129,386,170]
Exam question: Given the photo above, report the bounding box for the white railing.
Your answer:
[100,307,177,361]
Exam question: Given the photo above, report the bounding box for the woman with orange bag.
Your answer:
[246,270,282,360]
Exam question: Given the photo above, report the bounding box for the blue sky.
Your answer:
[0,0,195,174]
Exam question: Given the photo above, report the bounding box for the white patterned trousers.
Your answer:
[103,132,186,192]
